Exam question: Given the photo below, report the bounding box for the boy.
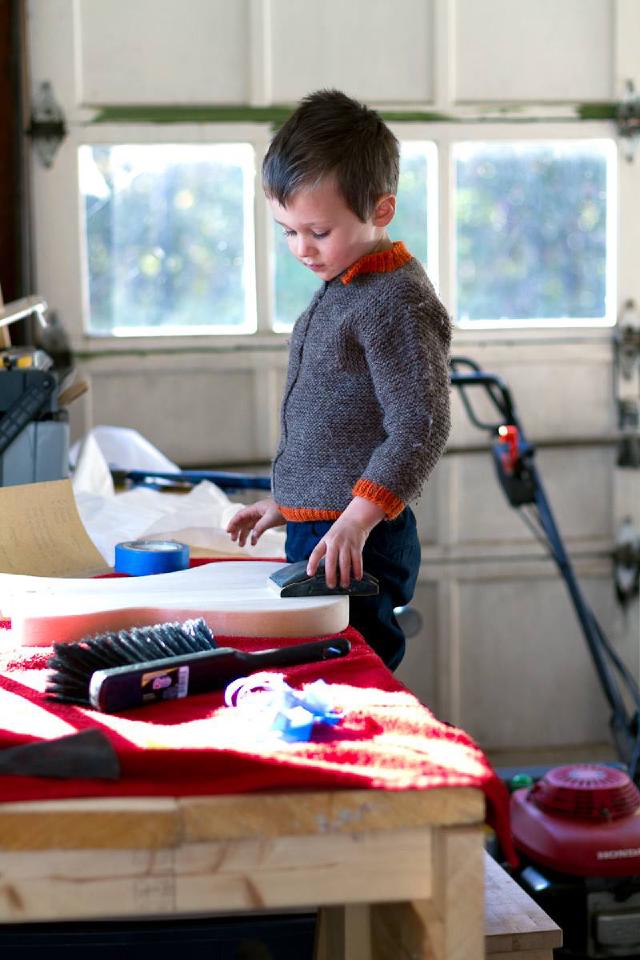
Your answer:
[227,89,451,670]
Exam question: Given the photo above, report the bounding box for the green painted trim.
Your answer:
[577,102,618,121]
[92,105,457,125]
[92,106,294,125]
[383,111,456,123]
[91,103,618,126]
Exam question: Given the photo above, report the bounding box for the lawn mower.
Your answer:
[450,355,640,960]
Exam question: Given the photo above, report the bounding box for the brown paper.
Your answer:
[0,479,110,577]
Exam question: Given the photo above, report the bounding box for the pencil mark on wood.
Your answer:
[243,875,265,908]
[0,884,24,913]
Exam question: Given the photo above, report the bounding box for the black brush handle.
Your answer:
[236,637,351,670]
[89,636,351,713]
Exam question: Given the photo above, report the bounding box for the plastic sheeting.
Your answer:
[70,427,285,566]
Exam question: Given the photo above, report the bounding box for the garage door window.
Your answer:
[79,142,256,336]
[454,139,616,327]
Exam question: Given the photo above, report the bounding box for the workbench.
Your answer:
[0,617,514,959]
[0,787,486,958]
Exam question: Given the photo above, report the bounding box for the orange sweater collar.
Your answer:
[340,241,412,286]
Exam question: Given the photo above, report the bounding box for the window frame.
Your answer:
[72,119,618,353]
[451,134,617,330]
[79,139,261,338]
[402,120,617,335]
[73,122,275,351]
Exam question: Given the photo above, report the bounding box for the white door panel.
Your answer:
[78,0,251,105]
[458,575,614,748]
[449,344,615,446]
[451,446,614,546]
[269,0,435,103]
[455,0,614,102]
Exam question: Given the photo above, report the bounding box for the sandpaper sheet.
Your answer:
[0,479,110,579]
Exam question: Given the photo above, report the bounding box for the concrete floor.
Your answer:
[485,741,618,769]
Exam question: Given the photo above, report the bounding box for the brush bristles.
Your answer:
[45,618,216,706]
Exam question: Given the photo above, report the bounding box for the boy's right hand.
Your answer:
[226,497,285,547]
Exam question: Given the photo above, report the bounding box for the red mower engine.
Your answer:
[510,764,640,958]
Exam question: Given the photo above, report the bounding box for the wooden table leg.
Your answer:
[368,827,485,959]
[315,904,372,960]
[421,825,485,960]
[316,826,484,960]
[370,900,434,958]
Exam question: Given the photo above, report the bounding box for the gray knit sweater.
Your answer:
[272,242,452,521]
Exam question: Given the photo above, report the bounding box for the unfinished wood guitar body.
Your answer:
[1,561,350,647]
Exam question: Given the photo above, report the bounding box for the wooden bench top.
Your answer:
[0,788,485,850]
[485,852,562,958]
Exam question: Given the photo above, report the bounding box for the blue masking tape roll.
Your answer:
[114,539,190,576]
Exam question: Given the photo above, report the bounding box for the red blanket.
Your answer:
[0,628,515,863]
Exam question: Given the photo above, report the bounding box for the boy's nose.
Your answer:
[296,235,315,259]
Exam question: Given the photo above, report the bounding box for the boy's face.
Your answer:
[269,176,394,282]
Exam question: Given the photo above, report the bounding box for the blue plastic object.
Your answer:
[114,539,190,576]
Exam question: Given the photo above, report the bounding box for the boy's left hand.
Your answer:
[307,496,386,589]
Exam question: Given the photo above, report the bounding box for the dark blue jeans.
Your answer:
[285,507,421,671]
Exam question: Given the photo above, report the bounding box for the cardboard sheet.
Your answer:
[0,479,110,579]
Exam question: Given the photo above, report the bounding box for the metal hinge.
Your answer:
[613,519,640,606]
[26,81,67,169]
[614,300,640,469]
[617,80,640,162]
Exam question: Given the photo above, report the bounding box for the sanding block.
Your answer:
[269,559,379,598]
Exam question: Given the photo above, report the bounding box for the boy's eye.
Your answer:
[281,228,329,240]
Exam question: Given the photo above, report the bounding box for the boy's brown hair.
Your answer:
[263,89,399,222]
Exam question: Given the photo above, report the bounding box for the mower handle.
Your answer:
[449,355,521,435]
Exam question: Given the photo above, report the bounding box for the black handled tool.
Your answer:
[269,558,380,598]
[88,636,351,713]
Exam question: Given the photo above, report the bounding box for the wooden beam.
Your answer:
[0,827,433,922]
[420,826,485,960]
[0,788,485,851]
[484,853,562,956]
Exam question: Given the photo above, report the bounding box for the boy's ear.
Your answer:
[372,194,396,227]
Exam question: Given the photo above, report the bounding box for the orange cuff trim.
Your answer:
[353,479,405,520]
[341,241,412,286]
[279,506,342,522]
